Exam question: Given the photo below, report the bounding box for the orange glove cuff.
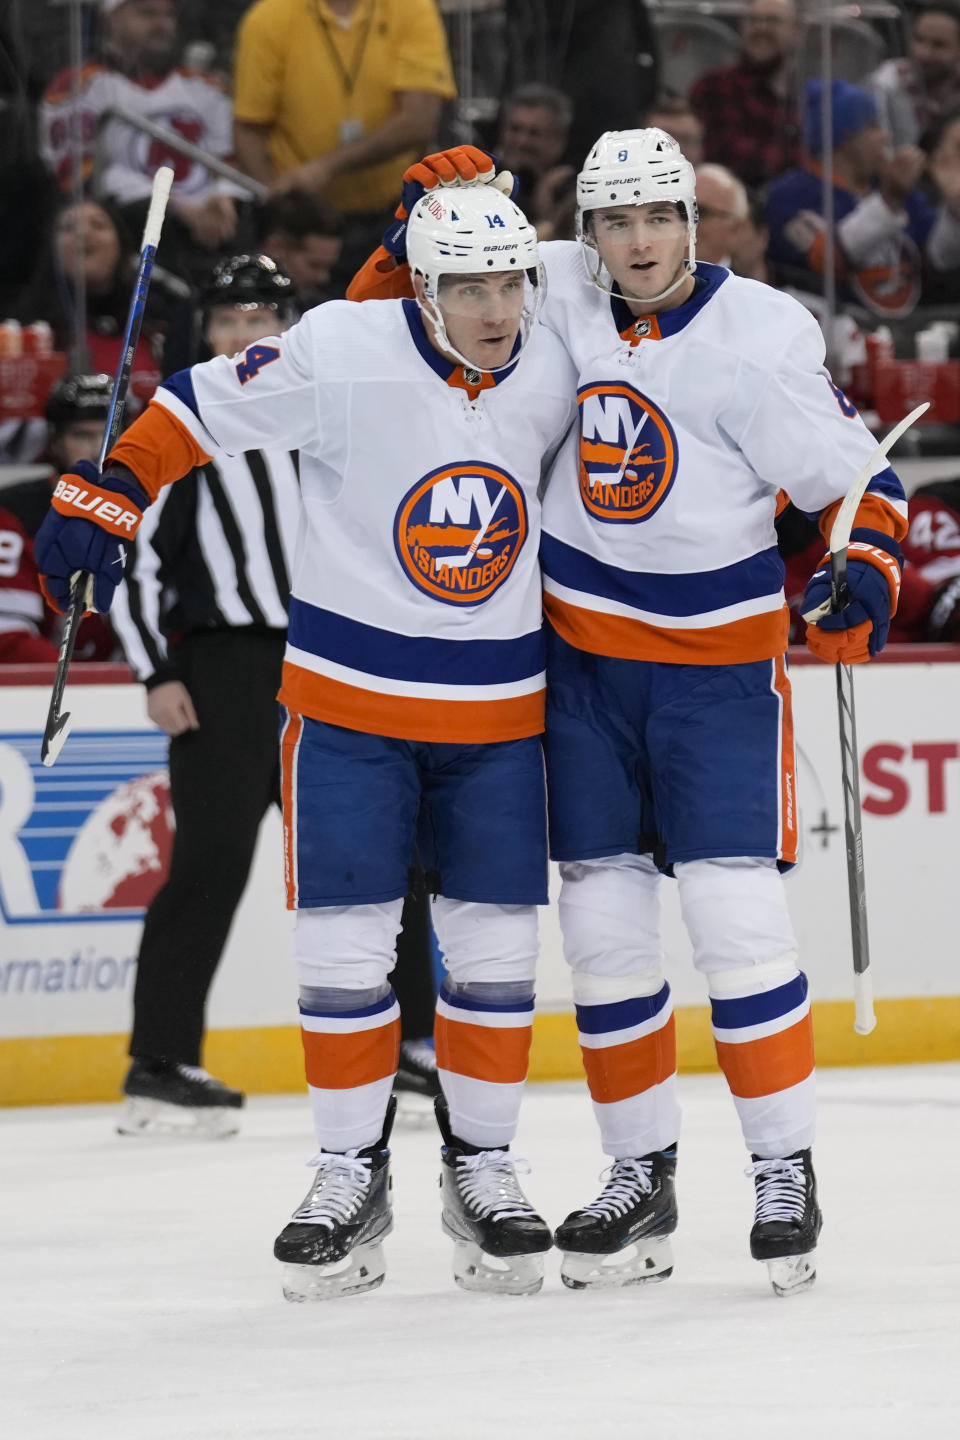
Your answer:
[50,476,143,539]
[805,617,873,665]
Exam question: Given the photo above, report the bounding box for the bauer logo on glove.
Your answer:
[51,477,143,535]
[35,458,148,615]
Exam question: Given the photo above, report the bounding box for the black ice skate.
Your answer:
[747,1148,822,1297]
[436,1096,552,1296]
[274,1097,396,1302]
[117,1058,244,1139]
[555,1147,678,1290]
[392,1038,441,1126]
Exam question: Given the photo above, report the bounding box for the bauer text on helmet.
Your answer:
[406,187,545,375]
[577,129,698,306]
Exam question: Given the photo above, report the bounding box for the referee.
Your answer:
[111,254,438,1135]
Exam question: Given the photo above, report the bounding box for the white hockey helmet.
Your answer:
[406,185,544,374]
[576,128,698,303]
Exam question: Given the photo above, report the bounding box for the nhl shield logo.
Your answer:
[394,462,527,605]
[578,382,678,524]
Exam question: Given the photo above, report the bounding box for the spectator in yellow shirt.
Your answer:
[233,0,456,221]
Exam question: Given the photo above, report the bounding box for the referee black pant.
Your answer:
[129,627,436,1066]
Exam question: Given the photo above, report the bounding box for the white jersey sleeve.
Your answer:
[728,303,906,529]
[154,310,320,457]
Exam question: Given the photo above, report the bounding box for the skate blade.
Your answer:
[391,1090,437,1129]
[451,1240,545,1296]
[765,1251,817,1297]
[560,1236,674,1291]
[280,1242,387,1302]
[116,1096,240,1139]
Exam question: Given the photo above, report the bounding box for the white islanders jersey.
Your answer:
[537,243,907,665]
[155,299,577,743]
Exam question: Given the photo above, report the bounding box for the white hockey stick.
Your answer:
[437,485,507,568]
[802,401,929,1035]
[803,402,929,623]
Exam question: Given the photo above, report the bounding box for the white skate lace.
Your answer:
[579,1158,654,1221]
[293,1153,373,1229]
[746,1156,806,1223]
[175,1064,214,1084]
[456,1150,538,1221]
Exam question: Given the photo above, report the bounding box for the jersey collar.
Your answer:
[402,298,521,399]
[609,262,730,343]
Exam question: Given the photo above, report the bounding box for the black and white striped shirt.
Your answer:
[111,448,301,684]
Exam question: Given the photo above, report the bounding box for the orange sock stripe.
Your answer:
[714,1013,815,1099]
[301,1016,401,1090]
[434,1015,532,1084]
[580,1013,677,1105]
[280,711,304,909]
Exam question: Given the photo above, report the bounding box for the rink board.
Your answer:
[2,653,960,1104]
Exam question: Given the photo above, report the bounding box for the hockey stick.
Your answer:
[803,401,929,1034]
[41,166,174,768]
[438,485,507,568]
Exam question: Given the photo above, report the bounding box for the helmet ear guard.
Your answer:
[576,128,698,304]
[405,187,545,375]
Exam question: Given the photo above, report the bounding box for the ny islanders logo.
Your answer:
[579,383,678,524]
[394,463,527,605]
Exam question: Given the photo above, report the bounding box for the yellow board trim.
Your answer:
[3,998,959,1107]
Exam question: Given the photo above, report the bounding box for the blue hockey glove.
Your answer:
[35,459,148,615]
[802,531,902,664]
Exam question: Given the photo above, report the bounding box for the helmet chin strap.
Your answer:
[581,236,697,307]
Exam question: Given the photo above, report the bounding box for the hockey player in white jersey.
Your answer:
[350,135,908,1296]
[34,185,579,1300]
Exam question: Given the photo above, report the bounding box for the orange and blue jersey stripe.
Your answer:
[281,598,546,744]
[541,466,905,668]
[541,533,790,664]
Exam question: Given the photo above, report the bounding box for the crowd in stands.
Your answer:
[3,0,960,665]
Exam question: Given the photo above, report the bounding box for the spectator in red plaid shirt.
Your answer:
[689,0,802,191]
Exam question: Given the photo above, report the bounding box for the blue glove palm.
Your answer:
[35,459,147,615]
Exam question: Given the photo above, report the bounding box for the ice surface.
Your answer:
[2,1067,959,1440]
